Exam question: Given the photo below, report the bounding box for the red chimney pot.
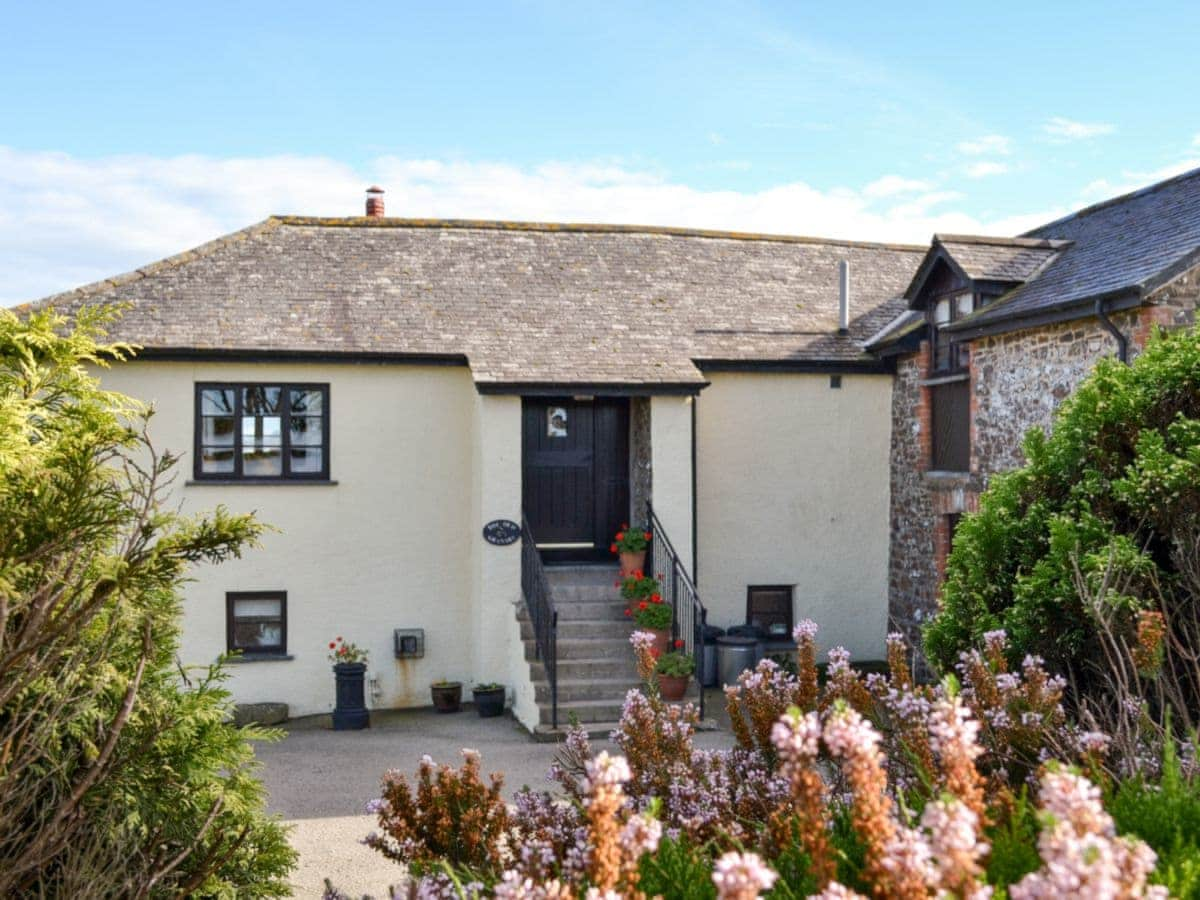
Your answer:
[365,186,385,218]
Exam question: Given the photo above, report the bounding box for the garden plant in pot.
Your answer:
[472,682,506,718]
[609,523,651,576]
[328,637,370,731]
[430,679,462,713]
[622,571,672,655]
[655,640,695,701]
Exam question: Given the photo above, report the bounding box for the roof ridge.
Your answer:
[22,218,282,311]
[1024,164,1200,237]
[933,233,1070,249]
[272,215,928,252]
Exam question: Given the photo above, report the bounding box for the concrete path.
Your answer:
[257,703,734,897]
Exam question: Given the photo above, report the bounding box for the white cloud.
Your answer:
[965,161,1009,178]
[956,135,1011,156]
[862,175,932,198]
[0,147,1062,305]
[1043,116,1115,141]
[1080,157,1200,200]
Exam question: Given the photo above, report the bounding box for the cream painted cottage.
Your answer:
[22,167,1200,733]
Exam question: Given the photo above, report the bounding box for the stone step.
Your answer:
[524,637,634,662]
[520,618,632,641]
[534,677,641,703]
[545,565,619,589]
[518,595,626,617]
[529,657,640,681]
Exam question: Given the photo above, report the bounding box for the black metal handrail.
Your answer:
[646,501,708,718]
[520,514,558,729]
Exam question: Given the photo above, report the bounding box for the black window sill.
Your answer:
[226,653,295,663]
[187,479,338,486]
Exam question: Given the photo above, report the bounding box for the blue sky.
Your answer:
[3,1,1199,303]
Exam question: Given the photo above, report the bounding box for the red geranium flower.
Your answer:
[337,636,343,642]
[624,608,632,617]
[651,593,662,603]
[638,601,648,610]
[650,647,662,659]
[616,531,625,541]
[610,543,618,554]
[674,639,685,649]
[329,641,336,649]
[644,531,652,541]
[621,522,629,530]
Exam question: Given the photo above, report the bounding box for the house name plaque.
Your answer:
[482,519,521,546]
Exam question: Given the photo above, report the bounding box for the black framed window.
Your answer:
[226,591,287,656]
[195,383,329,480]
[747,585,794,634]
[930,290,974,374]
[931,378,971,472]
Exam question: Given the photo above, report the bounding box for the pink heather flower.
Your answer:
[827,646,852,677]
[880,826,934,889]
[619,812,662,856]
[712,851,778,900]
[983,629,1007,651]
[1076,730,1112,756]
[494,872,574,899]
[584,751,631,791]
[822,706,882,759]
[771,708,822,766]
[630,630,655,652]
[808,884,867,900]
[793,619,819,642]
[921,798,989,891]
[929,696,983,763]
[582,890,623,900]
[886,631,905,645]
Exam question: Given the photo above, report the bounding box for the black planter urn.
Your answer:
[332,662,370,730]
[472,685,506,718]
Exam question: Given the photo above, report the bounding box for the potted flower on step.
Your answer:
[655,640,695,701]
[430,679,462,713]
[609,523,652,576]
[328,637,370,730]
[622,571,672,654]
[472,682,506,718]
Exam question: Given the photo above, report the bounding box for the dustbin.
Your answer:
[717,635,759,687]
[700,625,726,688]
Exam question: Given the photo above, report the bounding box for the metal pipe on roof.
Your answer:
[837,260,850,335]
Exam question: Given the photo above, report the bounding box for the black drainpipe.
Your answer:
[690,396,698,585]
[1095,297,1129,364]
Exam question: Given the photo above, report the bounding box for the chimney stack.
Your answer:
[837,259,850,335]
[365,185,385,218]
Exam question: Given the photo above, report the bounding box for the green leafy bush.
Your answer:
[0,307,295,896]
[925,326,1200,690]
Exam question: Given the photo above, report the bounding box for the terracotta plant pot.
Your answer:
[430,681,462,713]
[619,550,646,576]
[658,674,689,702]
[646,628,671,656]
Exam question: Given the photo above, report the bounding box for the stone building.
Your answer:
[867,167,1200,652]
[16,165,1200,728]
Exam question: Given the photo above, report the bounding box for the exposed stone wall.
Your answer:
[629,396,652,526]
[886,262,1200,660]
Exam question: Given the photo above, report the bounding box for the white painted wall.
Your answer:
[649,395,695,575]
[695,373,892,661]
[97,360,528,718]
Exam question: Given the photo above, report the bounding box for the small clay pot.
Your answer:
[658,674,689,702]
[619,550,646,576]
[430,681,462,713]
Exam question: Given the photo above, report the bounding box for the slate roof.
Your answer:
[947,166,1200,334]
[932,235,1068,284]
[26,217,923,389]
[862,309,924,356]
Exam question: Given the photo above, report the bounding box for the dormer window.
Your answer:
[931,290,974,373]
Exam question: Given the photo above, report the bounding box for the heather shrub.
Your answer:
[346,624,1183,898]
[925,326,1200,713]
[0,307,294,896]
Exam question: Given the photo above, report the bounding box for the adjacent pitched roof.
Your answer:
[947,166,1200,335]
[862,309,924,356]
[932,235,1069,283]
[25,218,923,389]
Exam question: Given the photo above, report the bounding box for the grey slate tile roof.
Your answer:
[948,166,1200,332]
[932,235,1069,284]
[27,218,923,388]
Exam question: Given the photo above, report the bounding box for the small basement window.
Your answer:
[227,591,287,656]
[746,585,794,635]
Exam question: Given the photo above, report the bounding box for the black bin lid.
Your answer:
[716,635,758,646]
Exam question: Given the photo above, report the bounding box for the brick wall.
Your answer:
[885,263,1200,659]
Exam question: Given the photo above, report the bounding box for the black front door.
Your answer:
[522,397,630,562]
